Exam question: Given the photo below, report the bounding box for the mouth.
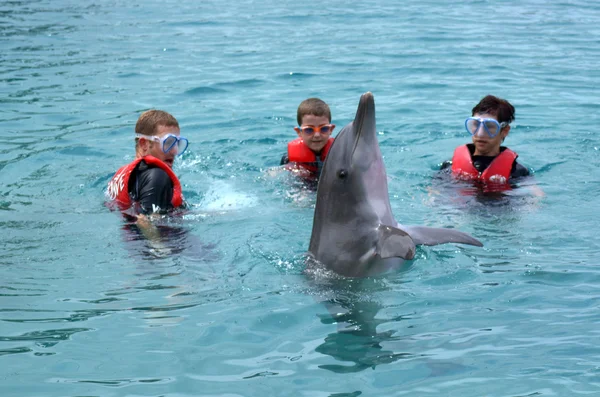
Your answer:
[164,158,174,167]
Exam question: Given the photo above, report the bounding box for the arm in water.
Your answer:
[133,167,176,256]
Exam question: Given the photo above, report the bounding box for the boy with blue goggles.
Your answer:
[465,117,508,138]
[135,133,189,156]
[107,110,188,217]
[439,95,532,189]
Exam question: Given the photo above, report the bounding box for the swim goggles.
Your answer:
[465,117,508,138]
[295,124,335,135]
[135,133,189,156]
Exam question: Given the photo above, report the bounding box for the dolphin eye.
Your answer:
[337,169,348,179]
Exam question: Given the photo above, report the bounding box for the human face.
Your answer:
[294,114,335,153]
[470,112,510,156]
[139,124,181,168]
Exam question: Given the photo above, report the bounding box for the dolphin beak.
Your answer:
[358,91,375,110]
[355,92,375,126]
[352,92,377,155]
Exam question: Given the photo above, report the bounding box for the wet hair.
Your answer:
[134,110,179,150]
[296,98,332,125]
[135,109,179,136]
[472,95,515,124]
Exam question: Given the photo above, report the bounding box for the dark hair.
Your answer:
[472,95,515,124]
[297,98,331,125]
[135,109,179,136]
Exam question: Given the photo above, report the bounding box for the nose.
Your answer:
[474,124,486,137]
[167,144,179,155]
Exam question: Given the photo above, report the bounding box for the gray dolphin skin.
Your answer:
[308,92,483,278]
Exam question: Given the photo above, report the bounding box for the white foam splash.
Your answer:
[197,179,258,211]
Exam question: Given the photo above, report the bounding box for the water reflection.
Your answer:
[306,269,416,373]
[426,171,544,212]
[0,326,91,356]
[111,219,218,329]
[316,297,414,373]
[119,213,219,263]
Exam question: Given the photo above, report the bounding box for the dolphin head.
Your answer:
[315,92,392,220]
[309,92,402,276]
[307,92,482,278]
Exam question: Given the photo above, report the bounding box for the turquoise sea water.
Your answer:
[2,0,600,396]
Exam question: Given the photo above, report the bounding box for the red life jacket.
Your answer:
[451,145,517,190]
[107,156,183,211]
[287,137,334,173]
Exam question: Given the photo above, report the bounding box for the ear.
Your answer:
[294,127,302,138]
[501,125,510,142]
[138,137,150,155]
[330,124,336,132]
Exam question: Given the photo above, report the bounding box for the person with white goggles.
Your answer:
[107,109,189,215]
[440,95,530,190]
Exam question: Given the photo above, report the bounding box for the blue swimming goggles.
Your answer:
[465,117,508,138]
[136,133,189,156]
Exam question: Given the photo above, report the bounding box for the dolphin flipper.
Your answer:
[377,225,416,260]
[400,225,483,247]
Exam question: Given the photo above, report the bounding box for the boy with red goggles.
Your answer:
[280,98,336,180]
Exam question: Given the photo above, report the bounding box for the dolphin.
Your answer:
[308,92,483,278]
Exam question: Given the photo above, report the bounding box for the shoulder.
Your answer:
[502,148,529,178]
[442,144,472,169]
[440,160,452,170]
[511,161,530,178]
[138,165,172,187]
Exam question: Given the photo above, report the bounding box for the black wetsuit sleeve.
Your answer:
[280,154,290,165]
[131,167,174,214]
[511,161,530,178]
[440,160,452,170]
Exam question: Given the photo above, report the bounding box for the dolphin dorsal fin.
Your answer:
[376,224,416,260]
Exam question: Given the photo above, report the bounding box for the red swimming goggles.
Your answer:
[295,124,335,135]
